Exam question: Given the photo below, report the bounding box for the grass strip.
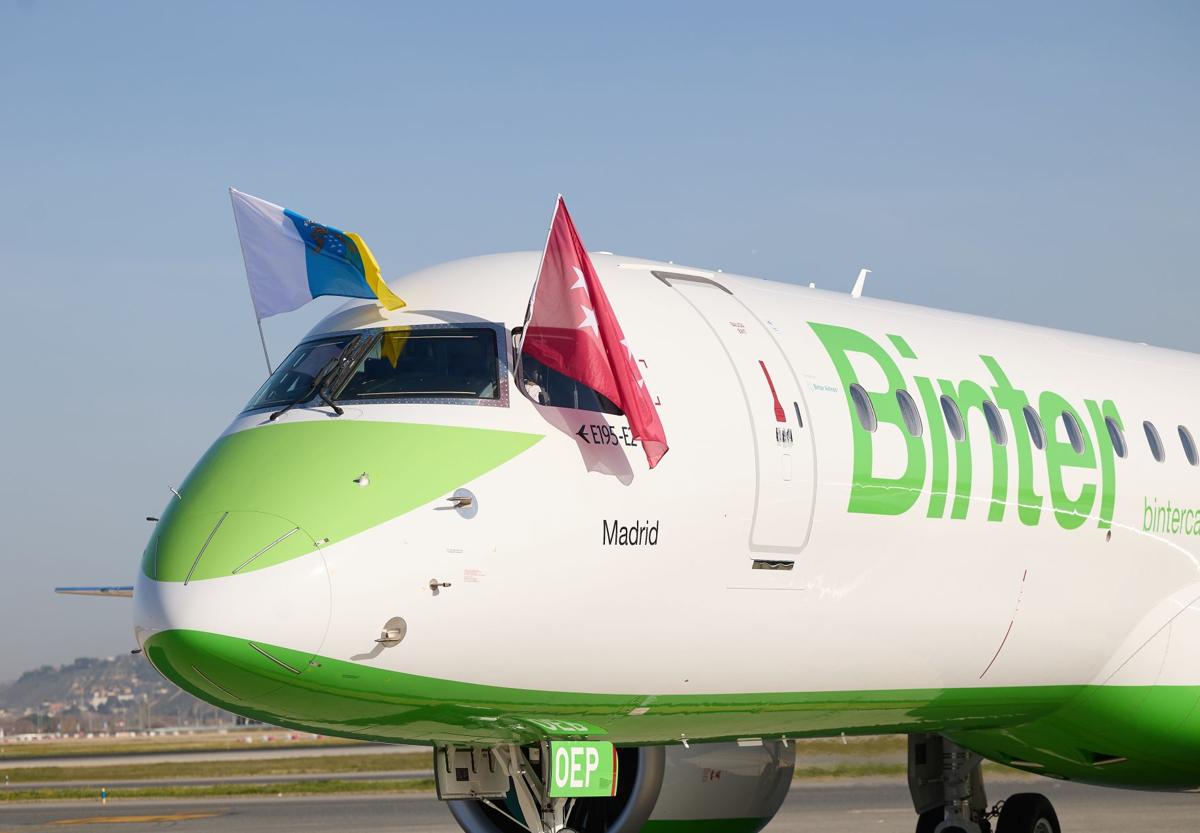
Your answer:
[0,736,364,761]
[792,762,1024,780]
[793,763,906,779]
[788,736,907,754]
[0,778,436,802]
[1,752,430,784]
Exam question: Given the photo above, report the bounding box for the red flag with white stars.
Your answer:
[520,196,668,468]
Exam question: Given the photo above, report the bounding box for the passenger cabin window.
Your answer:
[1061,411,1085,455]
[244,335,355,412]
[896,389,923,437]
[1023,405,1045,450]
[941,395,965,442]
[849,384,877,432]
[1180,426,1199,466]
[519,353,622,415]
[983,400,1008,446]
[1145,421,1165,462]
[1106,417,1127,459]
[337,328,500,401]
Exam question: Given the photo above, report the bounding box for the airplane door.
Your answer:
[659,272,815,555]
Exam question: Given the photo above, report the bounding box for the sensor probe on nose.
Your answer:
[54,586,134,598]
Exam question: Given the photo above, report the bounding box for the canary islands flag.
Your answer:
[230,188,405,319]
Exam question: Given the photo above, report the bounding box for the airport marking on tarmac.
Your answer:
[49,812,222,826]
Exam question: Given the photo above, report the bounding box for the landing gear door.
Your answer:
[658,272,815,555]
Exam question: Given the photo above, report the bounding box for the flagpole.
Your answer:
[515,194,563,383]
[255,316,273,375]
[230,187,274,377]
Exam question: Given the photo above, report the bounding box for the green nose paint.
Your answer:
[144,421,541,581]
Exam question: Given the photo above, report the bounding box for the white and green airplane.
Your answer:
[64,251,1200,833]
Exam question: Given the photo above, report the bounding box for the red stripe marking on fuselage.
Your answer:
[758,361,787,423]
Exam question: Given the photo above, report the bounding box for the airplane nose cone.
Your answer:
[134,507,330,642]
[133,444,333,704]
[134,514,331,703]
[130,419,542,715]
[134,545,331,702]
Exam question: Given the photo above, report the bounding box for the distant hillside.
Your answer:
[0,654,236,732]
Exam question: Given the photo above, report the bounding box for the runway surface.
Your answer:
[4,778,1200,832]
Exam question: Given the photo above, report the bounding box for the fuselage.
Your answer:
[134,251,1200,789]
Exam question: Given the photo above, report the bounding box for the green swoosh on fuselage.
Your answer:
[143,421,542,582]
[143,628,1200,789]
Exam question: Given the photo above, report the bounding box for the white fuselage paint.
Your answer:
[136,251,1200,699]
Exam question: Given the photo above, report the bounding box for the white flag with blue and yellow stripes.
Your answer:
[230,188,405,319]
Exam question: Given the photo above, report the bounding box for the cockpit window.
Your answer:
[518,352,622,416]
[335,327,500,402]
[244,335,355,412]
[242,325,506,414]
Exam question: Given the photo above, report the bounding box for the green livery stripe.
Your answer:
[142,422,541,581]
[144,630,1077,741]
[642,819,768,833]
[950,682,1200,789]
[143,629,1200,787]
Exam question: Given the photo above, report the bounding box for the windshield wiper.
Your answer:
[269,342,355,422]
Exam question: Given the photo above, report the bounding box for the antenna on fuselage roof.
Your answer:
[850,268,871,299]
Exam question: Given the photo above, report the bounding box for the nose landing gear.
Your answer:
[908,734,1061,833]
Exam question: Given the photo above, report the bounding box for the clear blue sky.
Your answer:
[1,1,1197,679]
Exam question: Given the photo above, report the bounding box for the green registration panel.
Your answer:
[548,741,617,797]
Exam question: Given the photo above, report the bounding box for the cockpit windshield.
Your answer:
[336,327,500,402]
[244,335,355,412]
[242,325,504,414]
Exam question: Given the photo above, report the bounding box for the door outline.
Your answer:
[656,272,818,554]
